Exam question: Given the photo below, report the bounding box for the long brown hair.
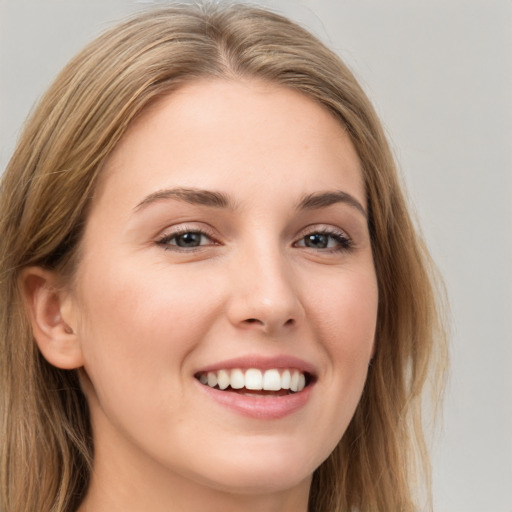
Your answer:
[0,3,448,511]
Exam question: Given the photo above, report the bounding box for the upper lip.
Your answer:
[195,354,317,377]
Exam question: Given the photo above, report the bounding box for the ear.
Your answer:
[21,267,84,369]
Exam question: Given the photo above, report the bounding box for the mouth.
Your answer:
[195,368,314,397]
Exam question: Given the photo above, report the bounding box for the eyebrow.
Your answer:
[134,186,366,218]
[297,191,367,218]
[134,187,235,211]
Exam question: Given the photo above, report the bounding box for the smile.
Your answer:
[196,368,309,395]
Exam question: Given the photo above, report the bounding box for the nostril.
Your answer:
[242,317,296,330]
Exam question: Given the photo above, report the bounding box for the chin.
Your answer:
[187,443,321,495]
[203,468,312,496]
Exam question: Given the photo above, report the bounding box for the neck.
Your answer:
[79,465,311,512]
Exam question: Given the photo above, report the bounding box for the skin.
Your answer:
[28,79,378,512]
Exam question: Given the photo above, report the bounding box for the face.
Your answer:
[68,80,378,497]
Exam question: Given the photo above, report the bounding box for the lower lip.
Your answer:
[196,380,314,419]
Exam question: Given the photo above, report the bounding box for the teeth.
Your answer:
[198,368,308,393]
[290,370,299,392]
[281,369,291,389]
[217,369,230,390]
[245,369,263,390]
[230,369,245,389]
[298,373,306,391]
[263,369,281,391]
[207,372,217,388]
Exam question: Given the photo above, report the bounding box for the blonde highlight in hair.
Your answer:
[0,3,448,511]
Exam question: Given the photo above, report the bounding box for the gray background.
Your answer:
[1,1,511,510]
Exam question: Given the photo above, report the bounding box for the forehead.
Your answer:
[94,78,365,211]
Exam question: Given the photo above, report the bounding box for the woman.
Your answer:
[0,3,447,511]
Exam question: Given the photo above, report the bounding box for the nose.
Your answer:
[225,247,305,336]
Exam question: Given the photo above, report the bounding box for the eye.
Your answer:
[295,229,353,252]
[156,229,215,250]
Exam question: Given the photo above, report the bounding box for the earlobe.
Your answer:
[20,267,84,370]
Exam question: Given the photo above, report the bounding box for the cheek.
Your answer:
[78,256,212,334]
[73,256,229,394]
[73,261,225,446]
[312,268,378,357]
[308,267,378,411]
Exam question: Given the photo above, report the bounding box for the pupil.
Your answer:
[306,234,328,249]
[177,232,201,247]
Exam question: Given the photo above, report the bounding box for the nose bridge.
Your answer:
[228,237,303,332]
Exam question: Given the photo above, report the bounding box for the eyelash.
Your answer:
[293,228,353,252]
[155,226,353,253]
[156,226,218,251]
